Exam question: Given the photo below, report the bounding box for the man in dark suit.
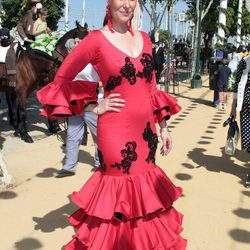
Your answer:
[17,0,42,43]
[153,41,165,83]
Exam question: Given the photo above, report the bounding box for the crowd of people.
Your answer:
[211,45,250,110]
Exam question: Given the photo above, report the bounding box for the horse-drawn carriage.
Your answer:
[173,40,191,68]
[0,23,85,143]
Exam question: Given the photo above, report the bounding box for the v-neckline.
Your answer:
[98,30,144,59]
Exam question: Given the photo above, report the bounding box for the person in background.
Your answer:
[32,7,51,40]
[56,37,100,178]
[217,58,231,110]
[227,47,241,91]
[75,30,88,45]
[153,41,165,84]
[228,47,241,74]
[17,0,43,43]
[30,6,61,55]
[230,48,250,187]
[64,38,75,53]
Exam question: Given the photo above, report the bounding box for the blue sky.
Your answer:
[58,0,188,35]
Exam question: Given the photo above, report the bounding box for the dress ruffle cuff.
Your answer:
[151,90,181,122]
[37,80,98,119]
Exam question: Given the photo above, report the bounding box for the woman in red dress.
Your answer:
[37,0,187,249]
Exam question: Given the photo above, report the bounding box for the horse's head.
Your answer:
[53,21,88,62]
[75,20,84,31]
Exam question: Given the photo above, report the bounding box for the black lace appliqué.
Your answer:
[137,53,154,83]
[98,149,106,172]
[111,141,137,174]
[105,53,154,91]
[120,57,137,85]
[142,122,158,164]
[105,76,122,92]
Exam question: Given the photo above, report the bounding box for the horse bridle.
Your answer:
[54,48,67,61]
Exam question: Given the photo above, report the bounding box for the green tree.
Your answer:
[185,0,250,43]
[1,0,64,30]
[42,0,65,30]
[158,29,171,44]
[185,0,250,75]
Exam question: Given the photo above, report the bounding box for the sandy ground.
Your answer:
[0,76,250,250]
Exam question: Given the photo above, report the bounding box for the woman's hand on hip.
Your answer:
[97,93,125,115]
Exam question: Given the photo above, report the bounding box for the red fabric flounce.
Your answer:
[65,207,187,250]
[37,80,98,119]
[151,90,181,122]
[71,166,182,220]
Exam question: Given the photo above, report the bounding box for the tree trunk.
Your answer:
[202,32,213,73]
[236,0,243,48]
[139,0,169,41]
[217,0,228,45]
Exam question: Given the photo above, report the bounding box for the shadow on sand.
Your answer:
[33,195,77,233]
[187,148,249,182]
[14,238,43,250]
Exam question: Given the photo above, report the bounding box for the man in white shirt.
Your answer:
[56,37,101,178]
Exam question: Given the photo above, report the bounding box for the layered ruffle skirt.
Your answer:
[64,167,187,249]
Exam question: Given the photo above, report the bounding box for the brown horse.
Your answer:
[12,23,85,143]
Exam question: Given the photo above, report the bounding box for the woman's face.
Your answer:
[40,13,47,22]
[109,0,137,24]
[31,4,37,14]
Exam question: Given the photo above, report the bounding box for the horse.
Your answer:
[1,22,85,143]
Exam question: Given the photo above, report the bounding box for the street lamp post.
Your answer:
[65,0,69,31]
[191,0,202,88]
[82,0,86,26]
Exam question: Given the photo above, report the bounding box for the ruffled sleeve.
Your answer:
[37,80,98,119]
[36,31,100,119]
[151,89,181,123]
[142,32,181,123]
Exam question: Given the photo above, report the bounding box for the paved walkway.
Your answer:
[0,76,250,250]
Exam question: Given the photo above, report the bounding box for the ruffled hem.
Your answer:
[65,207,187,250]
[151,90,181,122]
[37,80,98,119]
[71,166,182,220]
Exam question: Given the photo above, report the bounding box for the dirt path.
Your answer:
[0,78,249,250]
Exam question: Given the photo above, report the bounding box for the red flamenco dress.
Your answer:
[37,30,187,249]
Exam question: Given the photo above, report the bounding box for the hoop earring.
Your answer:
[106,4,115,33]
